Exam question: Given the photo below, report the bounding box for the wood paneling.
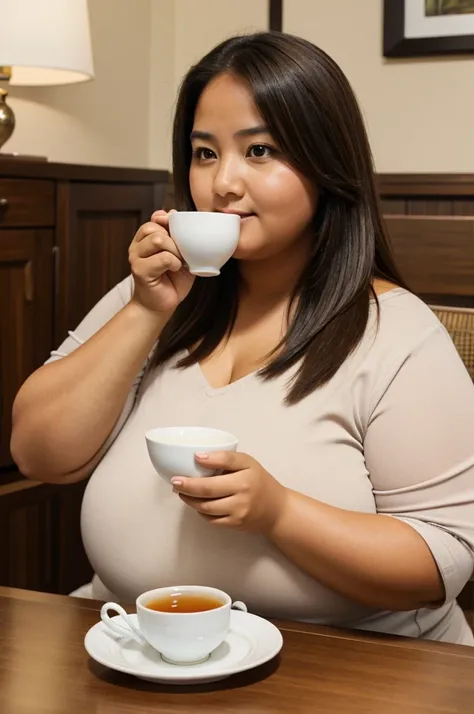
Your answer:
[0,229,53,472]
[380,199,406,214]
[379,174,474,196]
[0,179,55,227]
[0,481,57,592]
[380,174,474,308]
[0,161,169,596]
[55,182,154,341]
[0,158,168,184]
[385,216,474,297]
[407,200,454,216]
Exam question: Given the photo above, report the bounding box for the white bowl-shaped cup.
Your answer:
[145,426,238,481]
[100,585,247,665]
[168,211,240,277]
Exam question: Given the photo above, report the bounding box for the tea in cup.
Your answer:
[168,211,240,277]
[145,426,238,481]
[100,585,246,665]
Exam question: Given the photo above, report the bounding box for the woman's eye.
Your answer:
[247,144,275,159]
[192,147,216,161]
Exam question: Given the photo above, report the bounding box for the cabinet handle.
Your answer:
[0,197,8,209]
[52,246,60,299]
[24,260,34,302]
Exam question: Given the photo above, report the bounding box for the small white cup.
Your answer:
[145,426,238,481]
[100,585,247,665]
[168,211,240,277]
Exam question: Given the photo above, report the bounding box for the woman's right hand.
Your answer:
[129,209,195,315]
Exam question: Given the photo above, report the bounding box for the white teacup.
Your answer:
[100,585,247,665]
[145,426,238,481]
[168,211,240,277]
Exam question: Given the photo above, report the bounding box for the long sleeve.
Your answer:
[365,324,474,603]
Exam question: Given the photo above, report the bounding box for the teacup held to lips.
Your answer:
[168,211,240,277]
[100,585,247,665]
[145,426,238,481]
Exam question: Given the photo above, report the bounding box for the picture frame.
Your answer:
[269,0,283,32]
[384,0,474,57]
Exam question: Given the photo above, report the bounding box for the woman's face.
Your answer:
[189,73,318,262]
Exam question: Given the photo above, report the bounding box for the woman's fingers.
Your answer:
[179,493,238,517]
[171,471,242,498]
[133,253,183,280]
[135,231,181,260]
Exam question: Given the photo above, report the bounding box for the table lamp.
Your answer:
[0,0,95,156]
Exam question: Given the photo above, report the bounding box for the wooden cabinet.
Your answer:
[0,160,169,594]
[0,481,57,592]
[0,229,53,470]
[56,182,156,341]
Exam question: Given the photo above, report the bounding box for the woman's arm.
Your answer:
[11,211,194,484]
[269,325,474,610]
[268,491,444,611]
[11,281,167,483]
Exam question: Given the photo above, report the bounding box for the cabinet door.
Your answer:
[0,479,57,591]
[0,230,53,473]
[55,182,156,342]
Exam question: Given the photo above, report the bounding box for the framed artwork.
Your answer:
[384,0,474,56]
[269,0,283,31]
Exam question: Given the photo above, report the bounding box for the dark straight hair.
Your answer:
[153,31,406,404]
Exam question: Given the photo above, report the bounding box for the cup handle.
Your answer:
[231,601,248,612]
[100,602,146,644]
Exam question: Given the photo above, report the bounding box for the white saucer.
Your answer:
[84,610,283,684]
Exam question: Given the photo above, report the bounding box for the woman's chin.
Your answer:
[232,245,262,261]
[232,235,267,261]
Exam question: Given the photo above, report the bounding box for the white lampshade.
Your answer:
[0,0,94,86]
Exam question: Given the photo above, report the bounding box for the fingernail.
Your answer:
[171,478,182,486]
[195,453,209,460]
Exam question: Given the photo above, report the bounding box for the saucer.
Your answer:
[84,610,283,684]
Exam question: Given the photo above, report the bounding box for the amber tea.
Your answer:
[146,591,224,613]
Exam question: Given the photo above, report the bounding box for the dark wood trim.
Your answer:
[269,0,283,32]
[384,0,474,58]
[0,480,59,510]
[378,173,474,197]
[0,158,167,184]
[421,294,474,308]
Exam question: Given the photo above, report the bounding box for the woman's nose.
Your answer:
[213,157,245,199]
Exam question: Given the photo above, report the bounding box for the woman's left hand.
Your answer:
[171,452,287,534]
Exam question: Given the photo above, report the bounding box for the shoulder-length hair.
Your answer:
[153,32,406,404]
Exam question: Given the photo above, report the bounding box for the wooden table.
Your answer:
[1,587,474,713]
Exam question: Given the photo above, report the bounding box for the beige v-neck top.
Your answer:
[47,276,474,644]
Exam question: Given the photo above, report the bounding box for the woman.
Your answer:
[11,32,474,644]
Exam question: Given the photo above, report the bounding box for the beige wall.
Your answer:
[2,0,267,170]
[5,0,471,173]
[148,0,268,168]
[284,0,474,173]
[4,0,153,167]
[148,0,176,170]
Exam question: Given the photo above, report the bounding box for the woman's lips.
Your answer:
[217,210,255,219]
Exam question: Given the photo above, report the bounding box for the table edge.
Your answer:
[2,586,473,659]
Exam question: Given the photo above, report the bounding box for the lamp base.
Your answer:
[0,88,15,151]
